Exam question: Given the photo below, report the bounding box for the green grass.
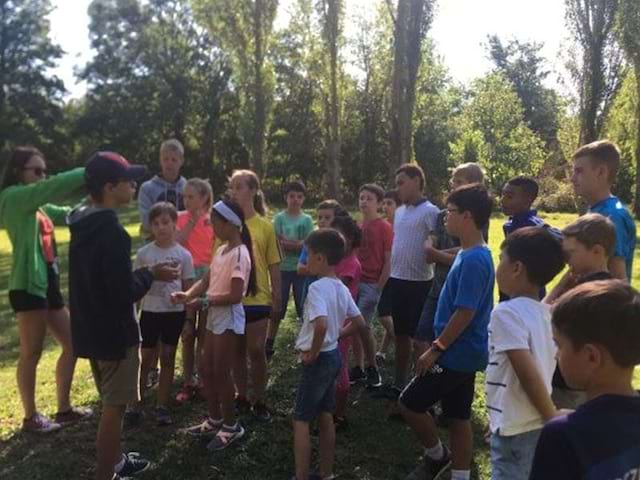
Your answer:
[0,209,638,479]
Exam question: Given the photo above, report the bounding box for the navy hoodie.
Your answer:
[68,207,153,360]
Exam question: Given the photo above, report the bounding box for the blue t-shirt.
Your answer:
[530,394,640,480]
[433,244,495,372]
[589,196,636,281]
[502,209,545,237]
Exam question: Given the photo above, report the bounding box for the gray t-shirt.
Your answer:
[134,242,195,312]
[390,199,439,282]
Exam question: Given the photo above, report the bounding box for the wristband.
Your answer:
[432,338,447,353]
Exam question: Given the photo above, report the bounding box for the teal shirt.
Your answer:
[273,211,314,271]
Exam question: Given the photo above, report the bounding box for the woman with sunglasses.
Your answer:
[0,146,91,433]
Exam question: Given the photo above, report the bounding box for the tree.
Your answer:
[193,0,279,178]
[565,0,623,145]
[485,35,560,146]
[387,0,434,173]
[450,73,546,190]
[0,0,67,165]
[618,0,640,216]
[78,0,231,184]
[316,0,343,198]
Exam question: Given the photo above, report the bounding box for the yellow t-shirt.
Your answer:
[215,214,282,306]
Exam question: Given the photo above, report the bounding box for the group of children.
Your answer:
[43,136,639,480]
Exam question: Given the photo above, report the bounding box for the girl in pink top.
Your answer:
[175,178,215,403]
[331,215,362,429]
[173,200,256,450]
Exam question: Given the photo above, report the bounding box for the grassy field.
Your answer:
[0,208,638,480]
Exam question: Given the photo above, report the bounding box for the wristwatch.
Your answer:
[431,338,447,353]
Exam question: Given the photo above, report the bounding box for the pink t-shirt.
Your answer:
[207,244,252,299]
[177,211,215,267]
[335,253,361,300]
[358,217,393,283]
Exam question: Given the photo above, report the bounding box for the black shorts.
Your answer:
[388,278,431,337]
[243,305,271,324]
[399,364,476,420]
[9,263,65,313]
[140,311,186,348]
[377,281,393,317]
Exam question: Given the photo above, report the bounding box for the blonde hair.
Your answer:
[453,163,485,184]
[186,177,213,210]
[231,169,267,216]
[160,138,184,158]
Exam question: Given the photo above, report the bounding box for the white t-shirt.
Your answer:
[390,200,439,281]
[295,277,360,352]
[485,297,557,436]
[134,242,195,312]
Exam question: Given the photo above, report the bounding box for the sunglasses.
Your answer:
[23,167,48,176]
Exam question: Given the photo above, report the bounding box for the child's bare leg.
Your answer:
[353,335,364,370]
[449,419,473,471]
[293,420,311,480]
[138,348,155,407]
[203,332,221,419]
[379,315,395,354]
[95,404,125,480]
[158,343,177,407]
[213,331,239,425]
[195,310,206,380]
[181,313,196,384]
[318,412,336,479]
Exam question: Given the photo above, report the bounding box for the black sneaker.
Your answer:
[252,402,272,422]
[426,446,452,480]
[370,384,402,400]
[348,366,365,385]
[123,409,144,430]
[117,452,150,476]
[365,366,382,388]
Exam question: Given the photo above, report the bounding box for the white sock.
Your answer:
[424,440,444,460]
[208,417,223,426]
[114,454,126,473]
[451,470,470,480]
[222,422,238,430]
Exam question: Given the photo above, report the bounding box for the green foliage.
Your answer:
[0,0,68,167]
[450,73,546,191]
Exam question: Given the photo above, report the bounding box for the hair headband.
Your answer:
[213,201,242,228]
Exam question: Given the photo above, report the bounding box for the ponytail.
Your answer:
[253,189,267,216]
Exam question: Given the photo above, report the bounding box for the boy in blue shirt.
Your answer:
[500,176,545,237]
[530,280,640,479]
[399,184,495,480]
[571,140,636,280]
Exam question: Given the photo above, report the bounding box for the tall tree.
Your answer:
[387,0,434,173]
[486,35,560,146]
[565,0,623,145]
[618,0,640,216]
[316,0,343,198]
[0,0,66,163]
[193,0,279,178]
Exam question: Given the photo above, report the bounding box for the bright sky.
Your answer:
[50,0,568,99]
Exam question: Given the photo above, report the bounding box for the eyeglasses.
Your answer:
[23,167,48,176]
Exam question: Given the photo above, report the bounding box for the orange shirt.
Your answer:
[177,211,214,267]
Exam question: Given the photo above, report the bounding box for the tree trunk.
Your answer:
[252,0,266,178]
[323,0,341,199]
[634,66,640,218]
[389,0,428,177]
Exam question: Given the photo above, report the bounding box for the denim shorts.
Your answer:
[357,282,381,325]
[490,429,541,480]
[293,349,341,422]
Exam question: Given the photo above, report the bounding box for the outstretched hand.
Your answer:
[151,262,180,282]
[171,291,189,305]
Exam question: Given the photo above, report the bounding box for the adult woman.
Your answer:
[227,169,281,421]
[0,146,90,433]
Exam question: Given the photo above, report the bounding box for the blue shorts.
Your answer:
[293,349,341,422]
[357,282,381,325]
[490,429,541,480]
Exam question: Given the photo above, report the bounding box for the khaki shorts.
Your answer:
[90,346,141,406]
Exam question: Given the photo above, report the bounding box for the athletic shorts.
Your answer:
[399,363,476,420]
[9,263,65,313]
[90,346,141,406]
[140,310,186,348]
[388,277,432,337]
[243,305,271,325]
[376,281,392,317]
